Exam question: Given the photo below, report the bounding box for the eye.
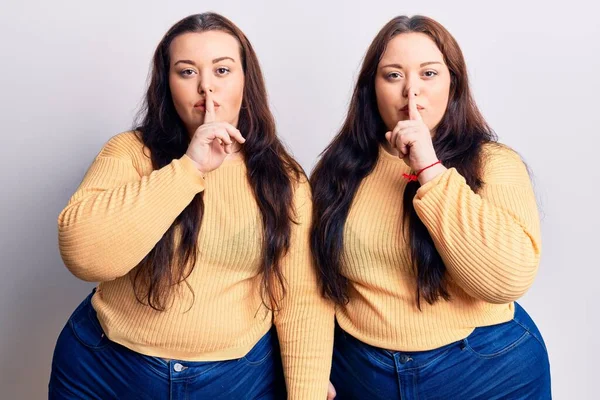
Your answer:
[216,67,230,76]
[386,72,402,80]
[423,70,438,78]
[180,69,196,77]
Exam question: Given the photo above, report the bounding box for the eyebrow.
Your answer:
[380,61,443,69]
[174,57,236,66]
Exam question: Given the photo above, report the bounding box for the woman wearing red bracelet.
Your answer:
[311,15,550,399]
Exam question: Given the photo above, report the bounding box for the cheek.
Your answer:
[224,78,244,111]
[421,97,446,131]
[169,78,188,109]
[432,87,449,108]
[429,86,450,118]
[234,82,244,107]
[376,84,399,117]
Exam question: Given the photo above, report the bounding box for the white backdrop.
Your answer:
[1,0,598,398]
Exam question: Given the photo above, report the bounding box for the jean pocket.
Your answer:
[463,319,530,359]
[69,297,110,350]
[242,330,274,366]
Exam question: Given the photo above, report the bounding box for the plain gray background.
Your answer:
[1,0,598,398]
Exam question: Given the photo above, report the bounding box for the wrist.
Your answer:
[184,153,207,178]
[417,163,446,184]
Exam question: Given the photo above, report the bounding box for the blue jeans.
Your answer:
[331,303,551,399]
[49,290,286,399]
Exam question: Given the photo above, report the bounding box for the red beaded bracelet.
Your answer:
[402,160,442,182]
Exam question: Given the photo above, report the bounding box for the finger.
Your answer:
[211,127,233,154]
[394,129,407,155]
[214,137,232,154]
[392,120,417,137]
[212,139,228,155]
[385,131,394,147]
[392,121,402,137]
[223,124,246,144]
[327,382,336,400]
[392,124,411,153]
[389,121,404,149]
[397,130,417,156]
[395,119,419,128]
[408,88,422,121]
[390,131,401,151]
[397,134,409,156]
[204,90,216,124]
[396,133,408,156]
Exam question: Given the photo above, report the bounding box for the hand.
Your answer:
[327,381,336,400]
[385,88,439,172]
[185,90,245,175]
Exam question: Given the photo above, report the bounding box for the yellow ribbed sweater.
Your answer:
[337,143,541,351]
[58,131,334,399]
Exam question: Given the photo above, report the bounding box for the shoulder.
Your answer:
[97,131,147,160]
[480,142,531,186]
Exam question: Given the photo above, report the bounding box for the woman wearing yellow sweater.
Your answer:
[49,13,334,399]
[311,16,551,399]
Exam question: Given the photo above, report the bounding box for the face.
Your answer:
[169,31,245,135]
[375,32,451,134]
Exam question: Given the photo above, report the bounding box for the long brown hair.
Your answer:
[133,13,303,311]
[310,15,497,308]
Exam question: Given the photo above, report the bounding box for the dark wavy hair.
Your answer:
[310,15,497,308]
[132,12,302,311]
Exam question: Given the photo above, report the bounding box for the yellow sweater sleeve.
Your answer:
[273,180,335,400]
[413,144,541,304]
[58,132,205,282]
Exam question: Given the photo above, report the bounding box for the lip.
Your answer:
[400,105,424,112]
[194,100,220,111]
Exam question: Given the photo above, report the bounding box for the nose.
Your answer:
[402,75,421,98]
[197,72,213,95]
